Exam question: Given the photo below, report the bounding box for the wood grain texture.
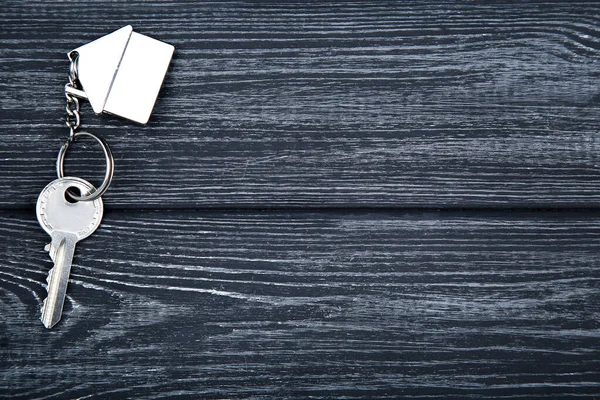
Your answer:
[1,210,599,398]
[1,2,599,399]
[1,1,599,208]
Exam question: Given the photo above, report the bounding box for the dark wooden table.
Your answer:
[1,2,599,398]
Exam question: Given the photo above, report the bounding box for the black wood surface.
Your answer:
[1,1,599,399]
[1,211,599,398]
[1,1,599,208]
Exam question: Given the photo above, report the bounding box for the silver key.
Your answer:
[36,177,103,329]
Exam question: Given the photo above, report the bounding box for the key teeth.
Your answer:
[41,298,47,318]
[40,309,58,329]
[41,319,57,329]
[40,298,59,329]
[42,266,53,325]
[45,243,56,262]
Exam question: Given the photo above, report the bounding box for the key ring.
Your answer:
[56,131,114,202]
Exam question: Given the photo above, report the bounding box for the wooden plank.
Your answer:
[1,210,598,398]
[1,2,599,208]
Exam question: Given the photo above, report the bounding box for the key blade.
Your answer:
[36,177,104,329]
[41,234,77,329]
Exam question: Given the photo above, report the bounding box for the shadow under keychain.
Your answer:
[36,26,174,328]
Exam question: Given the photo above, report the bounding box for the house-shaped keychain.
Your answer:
[66,25,174,124]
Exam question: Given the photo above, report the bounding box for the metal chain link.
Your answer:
[65,52,80,138]
[57,51,115,202]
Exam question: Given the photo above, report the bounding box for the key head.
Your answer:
[36,177,104,241]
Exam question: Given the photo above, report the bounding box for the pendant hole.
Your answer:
[65,187,81,203]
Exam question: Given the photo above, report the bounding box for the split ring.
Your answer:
[56,131,114,202]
